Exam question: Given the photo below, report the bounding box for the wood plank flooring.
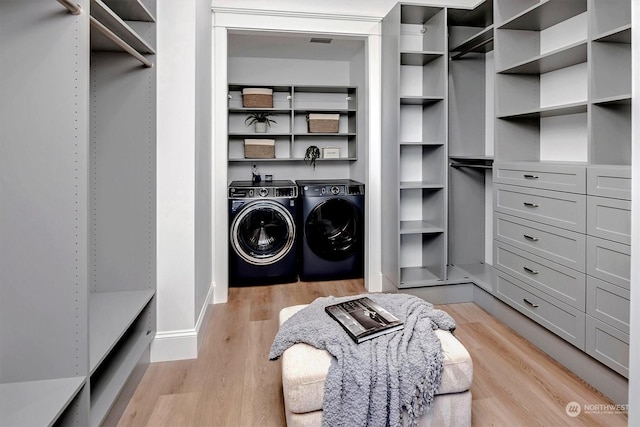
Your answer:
[117,280,628,426]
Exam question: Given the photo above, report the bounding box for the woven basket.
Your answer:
[243,88,273,108]
[244,139,275,159]
[308,113,339,133]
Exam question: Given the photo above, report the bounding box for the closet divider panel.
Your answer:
[0,0,90,425]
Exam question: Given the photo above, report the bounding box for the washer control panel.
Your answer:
[228,180,298,199]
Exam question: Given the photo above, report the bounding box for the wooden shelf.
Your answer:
[592,95,632,106]
[228,157,356,163]
[498,0,587,31]
[0,377,86,427]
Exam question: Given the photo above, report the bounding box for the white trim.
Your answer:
[212,6,381,22]
[211,9,384,302]
[151,282,216,362]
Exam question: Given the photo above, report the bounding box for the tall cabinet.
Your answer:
[382,4,449,289]
[0,0,157,425]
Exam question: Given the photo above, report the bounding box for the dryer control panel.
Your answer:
[297,179,365,197]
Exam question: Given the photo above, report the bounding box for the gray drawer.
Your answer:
[494,184,586,233]
[586,276,630,334]
[494,242,585,310]
[494,162,586,193]
[587,196,631,245]
[495,272,585,349]
[585,316,629,378]
[494,212,585,272]
[586,165,631,200]
[586,236,630,290]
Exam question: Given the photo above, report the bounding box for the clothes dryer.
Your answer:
[297,179,365,281]
[228,180,298,286]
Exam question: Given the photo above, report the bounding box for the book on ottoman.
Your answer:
[325,297,404,344]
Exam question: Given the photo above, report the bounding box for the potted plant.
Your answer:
[304,145,321,169]
[245,112,277,133]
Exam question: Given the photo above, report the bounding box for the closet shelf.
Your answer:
[400,51,443,65]
[593,25,631,44]
[498,40,587,74]
[400,220,445,234]
[89,290,155,374]
[228,157,357,163]
[449,155,494,168]
[400,181,445,190]
[592,95,632,106]
[498,0,587,31]
[90,329,154,427]
[229,108,291,114]
[497,101,587,119]
[450,26,494,58]
[90,0,155,55]
[400,266,442,287]
[400,96,444,105]
[102,0,155,22]
[0,377,86,427]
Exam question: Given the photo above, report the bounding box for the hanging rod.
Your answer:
[90,16,154,68]
[449,162,493,169]
[57,0,83,15]
[451,36,494,60]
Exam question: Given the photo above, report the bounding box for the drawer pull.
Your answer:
[524,174,539,179]
[523,266,539,275]
[523,202,539,208]
[523,298,539,308]
[523,234,540,242]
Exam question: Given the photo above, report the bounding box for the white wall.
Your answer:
[154,0,213,362]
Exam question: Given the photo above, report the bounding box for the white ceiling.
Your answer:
[228,32,366,61]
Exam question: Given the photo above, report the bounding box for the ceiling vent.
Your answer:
[310,37,333,44]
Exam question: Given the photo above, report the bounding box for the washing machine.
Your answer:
[297,179,365,282]
[228,180,298,286]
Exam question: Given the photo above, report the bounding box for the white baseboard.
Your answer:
[150,281,215,362]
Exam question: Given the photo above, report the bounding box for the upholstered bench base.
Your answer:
[278,304,473,427]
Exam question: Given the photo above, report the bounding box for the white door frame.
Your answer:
[211,8,383,303]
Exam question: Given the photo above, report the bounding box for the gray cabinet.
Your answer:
[0,0,157,425]
[584,166,631,376]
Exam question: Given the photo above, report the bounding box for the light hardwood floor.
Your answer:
[117,280,628,426]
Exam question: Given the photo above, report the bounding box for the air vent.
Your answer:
[310,37,333,44]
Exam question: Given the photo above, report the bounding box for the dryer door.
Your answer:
[230,200,296,265]
[305,198,363,261]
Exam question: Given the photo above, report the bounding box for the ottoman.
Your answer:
[278,305,473,427]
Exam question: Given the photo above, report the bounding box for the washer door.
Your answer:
[305,199,362,261]
[230,200,296,266]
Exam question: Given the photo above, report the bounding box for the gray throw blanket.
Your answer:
[269,293,456,427]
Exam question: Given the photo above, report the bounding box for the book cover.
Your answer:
[325,297,404,344]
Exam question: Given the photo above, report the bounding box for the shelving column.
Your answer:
[381,4,448,289]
